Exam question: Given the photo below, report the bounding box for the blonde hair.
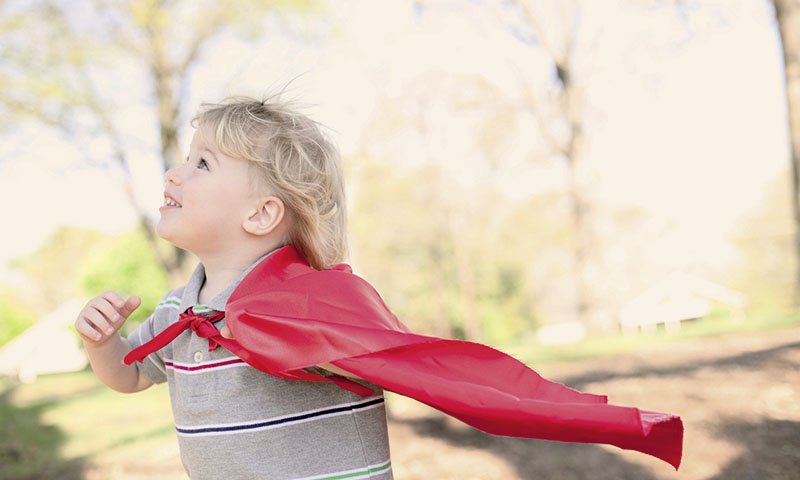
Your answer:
[191,94,347,269]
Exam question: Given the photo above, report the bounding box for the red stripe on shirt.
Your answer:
[165,358,246,372]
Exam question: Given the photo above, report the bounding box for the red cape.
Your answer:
[223,246,683,469]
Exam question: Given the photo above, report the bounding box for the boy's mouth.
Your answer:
[163,195,182,208]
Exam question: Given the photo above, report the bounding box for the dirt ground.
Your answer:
[386,327,800,480]
[76,326,799,480]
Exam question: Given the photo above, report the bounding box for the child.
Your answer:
[75,96,393,479]
[76,95,682,480]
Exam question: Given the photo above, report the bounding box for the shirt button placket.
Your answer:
[194,351,203,363]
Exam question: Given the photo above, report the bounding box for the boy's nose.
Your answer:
[165,165,181,185]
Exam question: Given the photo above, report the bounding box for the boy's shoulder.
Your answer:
[149,285,187,321]
[156,285,186,309]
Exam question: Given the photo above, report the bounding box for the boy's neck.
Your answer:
[198,265,246,306]
[196,252,265,306]
[193,239,286,306]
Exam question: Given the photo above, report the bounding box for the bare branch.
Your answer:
[514,0,558,61]
[509,64,562,153]
[179,5,229,72]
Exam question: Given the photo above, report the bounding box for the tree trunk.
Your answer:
[152,64,183,170]
[147,16,188,271]
[773,0,800,308]
[558,50,596,329]
[430,243,453,338]
[449,213,482,342]
[511,0,600,328]
[564,121,598,329]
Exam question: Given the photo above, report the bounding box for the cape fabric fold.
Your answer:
[224,246,683,470]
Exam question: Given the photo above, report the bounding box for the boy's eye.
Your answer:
[197,158,209,170]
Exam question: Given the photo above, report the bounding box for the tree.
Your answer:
[11,226,170,326]
[494,0,606,329]
[11,227,109,309]
[350,66,535,342]
[0,287,37,347]
[349,156,540,344]
[1,0,315,278]
[771,0,800,308]
[731,173,794,312]
[490,0,738,330]
[79,228,170,331]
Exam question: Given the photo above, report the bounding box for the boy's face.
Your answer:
[157,129,262,255]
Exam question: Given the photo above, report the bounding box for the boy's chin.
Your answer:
[155,222,169,240]
[154,226,201,255]
[155,224,180,246]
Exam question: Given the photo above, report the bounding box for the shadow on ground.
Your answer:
[392,335,800,479]
[0,386,87,480]
[559,340,800,390]
[708,418,800,480]
[393,413,662,480]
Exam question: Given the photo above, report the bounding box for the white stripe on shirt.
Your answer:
[165,356,247,375]
[175,396,385,437]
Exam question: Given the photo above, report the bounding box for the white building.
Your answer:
[0,299,88,382]
[619,271,747,334]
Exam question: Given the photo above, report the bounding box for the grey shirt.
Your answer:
[128,253,393,479]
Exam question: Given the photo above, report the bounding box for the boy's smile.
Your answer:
[161,192,182,209]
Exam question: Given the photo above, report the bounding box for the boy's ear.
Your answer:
[242,197,285,236]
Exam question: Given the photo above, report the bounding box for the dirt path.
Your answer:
[386,327,800,479]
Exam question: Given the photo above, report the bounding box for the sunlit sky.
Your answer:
[0,0,790,283]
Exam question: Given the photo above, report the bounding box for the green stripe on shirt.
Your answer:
[192,304,213,313]
[293,460,391,480]
[157,297,181,308]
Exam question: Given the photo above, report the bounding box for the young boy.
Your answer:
[74,96,393,479]
[76,96,683,479]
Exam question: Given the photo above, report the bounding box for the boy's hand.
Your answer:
[75,291,141,345]
[219,325,234,339]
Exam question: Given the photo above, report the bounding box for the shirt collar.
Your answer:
[179,248,278,313]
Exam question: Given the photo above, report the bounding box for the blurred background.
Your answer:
[0,0,798,479]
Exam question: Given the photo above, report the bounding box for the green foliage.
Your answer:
[349,157,541,344]
[79,229,168,334]
[9,225,169,340]
[0,287,36,347]
[729,174,795,313]
[11,227,109,311]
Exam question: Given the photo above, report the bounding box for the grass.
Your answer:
[508,309,800,366]
[0,371,177,480]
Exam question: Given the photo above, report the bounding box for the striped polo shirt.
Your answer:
[127,252,393,480]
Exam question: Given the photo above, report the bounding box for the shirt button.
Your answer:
[193,352,203,363]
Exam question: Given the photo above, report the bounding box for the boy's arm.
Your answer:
[76,291,153,393]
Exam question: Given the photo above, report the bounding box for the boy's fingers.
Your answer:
[101,290,125,309]
[219,325,235,339]
[89,302,119,335]
[75,293,135,344]
[92,298,123,328]
[76,317,102,342]
[82,309,113,341]
[119,296,141,318]
[99,292,140,319]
